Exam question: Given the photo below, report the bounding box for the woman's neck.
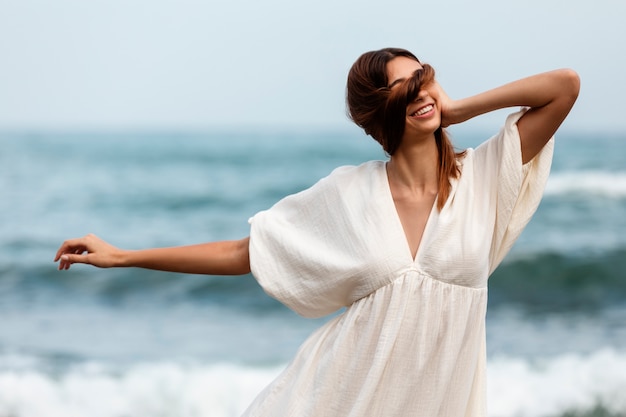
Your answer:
[386,135,439,195]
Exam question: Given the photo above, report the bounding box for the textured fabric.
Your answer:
[244,110,554,417]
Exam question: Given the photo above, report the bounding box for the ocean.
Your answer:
[1,125,625,417]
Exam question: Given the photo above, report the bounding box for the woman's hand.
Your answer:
[54,234,123,270]
[432,81,464,128]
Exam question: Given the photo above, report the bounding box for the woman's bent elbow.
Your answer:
[561,69,581,101]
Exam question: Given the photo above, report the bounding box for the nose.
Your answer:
[415,88,429,102]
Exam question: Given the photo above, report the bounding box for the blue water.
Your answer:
[1,127,626,417]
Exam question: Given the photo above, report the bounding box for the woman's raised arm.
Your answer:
[54,234,251,275]
[439,69,580,163]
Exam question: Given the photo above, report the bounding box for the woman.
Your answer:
[55,48,580,416]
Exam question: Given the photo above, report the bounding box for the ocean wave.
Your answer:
[0,264,280,312]
[3,247,626,313]
[0,359,280,417]
[490,249,626,312]
[546,171,626,199]
[488,349,626,417]
[1,350,625,417]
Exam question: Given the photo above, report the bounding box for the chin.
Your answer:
[405,118,441,138]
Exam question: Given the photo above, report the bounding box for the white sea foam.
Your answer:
[546,171,626,198]
[0,360,282,417]
[488,349,626,417]
[1,350,626,417]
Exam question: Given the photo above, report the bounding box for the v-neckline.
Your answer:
[381,161,438,263]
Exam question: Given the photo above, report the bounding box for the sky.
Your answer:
[1,0,624,133]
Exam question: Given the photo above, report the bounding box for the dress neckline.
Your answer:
[380,161,439,264]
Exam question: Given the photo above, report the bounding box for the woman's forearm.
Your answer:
[448,69,580,124]
[55,234,251,275]
[119,238,251,275]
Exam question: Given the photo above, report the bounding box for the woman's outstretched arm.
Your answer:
[439,69,580,163]
[54,234,251,275]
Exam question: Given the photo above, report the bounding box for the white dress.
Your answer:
[244,110,554,417]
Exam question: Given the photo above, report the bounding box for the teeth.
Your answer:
[414,105,433,116]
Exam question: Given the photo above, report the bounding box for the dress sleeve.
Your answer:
[473,109,554,274]
[247,165,372,318]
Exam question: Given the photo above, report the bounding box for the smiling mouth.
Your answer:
[410,104,434,117]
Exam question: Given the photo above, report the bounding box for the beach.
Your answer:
[1,127,625,417]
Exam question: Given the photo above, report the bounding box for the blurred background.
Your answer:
[1,1,625,416]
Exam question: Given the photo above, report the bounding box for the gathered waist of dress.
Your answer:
[348,266,489,310]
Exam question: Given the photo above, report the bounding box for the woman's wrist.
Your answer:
[441,98,474,127]
[115,249,132,268]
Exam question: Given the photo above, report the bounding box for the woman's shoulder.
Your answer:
[456,109,529,170]
[330,160,385,174]
[323,160,386,184]
[305,160,387,202]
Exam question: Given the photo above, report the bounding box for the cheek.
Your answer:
[426,85,439,100]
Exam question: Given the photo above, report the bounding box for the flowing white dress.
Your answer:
[244,110,554,417]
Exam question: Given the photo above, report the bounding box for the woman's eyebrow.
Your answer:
[388,78,404,89]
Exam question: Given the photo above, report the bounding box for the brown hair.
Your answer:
[346,47,465,210]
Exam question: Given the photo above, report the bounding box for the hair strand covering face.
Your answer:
[345,47,466,210]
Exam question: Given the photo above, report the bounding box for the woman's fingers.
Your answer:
[55,236,89,270]
[59,252,91,270]
[54,237,89,261]
[54,234,115,270]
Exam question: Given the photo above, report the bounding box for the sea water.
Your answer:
[1,126,625,417]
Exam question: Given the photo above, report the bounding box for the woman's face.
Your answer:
[386,56,441,140]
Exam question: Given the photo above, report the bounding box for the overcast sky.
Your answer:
[1,0,623,132]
